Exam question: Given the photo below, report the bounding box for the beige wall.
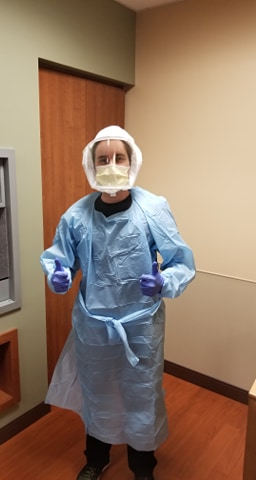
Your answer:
[125,0,256,389]
[0,0,135,428]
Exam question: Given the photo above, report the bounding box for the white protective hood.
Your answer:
[82,126,142,195]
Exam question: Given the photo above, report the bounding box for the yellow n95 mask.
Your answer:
[95,164,129,188]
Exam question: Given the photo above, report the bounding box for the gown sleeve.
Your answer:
[151,196,195,298]
[134,188,196,299]
[40,213,80,292]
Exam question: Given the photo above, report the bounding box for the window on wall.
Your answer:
[0,149,21,315]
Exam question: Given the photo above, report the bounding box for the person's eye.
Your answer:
[97,156,108,165]
[116,155,126,163]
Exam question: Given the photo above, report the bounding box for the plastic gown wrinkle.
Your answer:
[45,329,83,416]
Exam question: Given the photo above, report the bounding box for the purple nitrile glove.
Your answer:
[51,258,70,293]
[139,261,164,297]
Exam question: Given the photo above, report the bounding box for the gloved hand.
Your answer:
[50,258,70,293]
[139,261,164,297]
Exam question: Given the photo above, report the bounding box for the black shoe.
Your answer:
[76,463,110,480]
[134,476,155,480]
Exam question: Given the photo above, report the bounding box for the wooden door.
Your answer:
[39,68,125,380]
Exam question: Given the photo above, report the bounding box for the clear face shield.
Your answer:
[94,142,130,191]
[82,126,142,196]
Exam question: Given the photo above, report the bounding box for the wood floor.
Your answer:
[0,374,248,480]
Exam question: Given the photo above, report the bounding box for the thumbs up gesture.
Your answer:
[139,261,164,297]
[50,258,70,293]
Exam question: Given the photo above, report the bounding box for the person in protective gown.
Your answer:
[40,126,196,480]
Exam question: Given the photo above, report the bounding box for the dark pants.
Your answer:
[85,434,157,475]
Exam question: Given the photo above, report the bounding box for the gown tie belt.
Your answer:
[77,291,161,367]
[106,318,139,367]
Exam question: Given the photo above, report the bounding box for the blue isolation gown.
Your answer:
[40,186,195,451]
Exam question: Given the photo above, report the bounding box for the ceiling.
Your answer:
[115,0,183,12]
